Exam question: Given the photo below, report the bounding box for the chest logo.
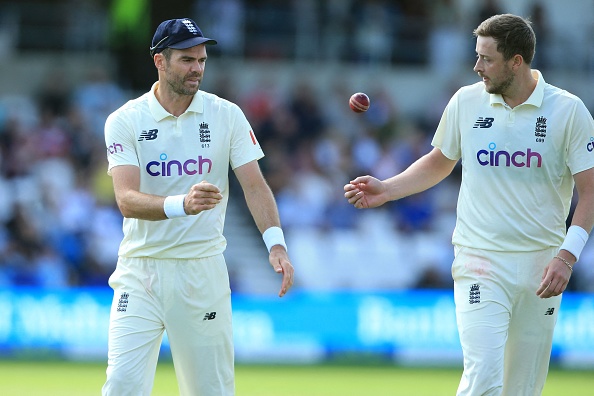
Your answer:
[138,129,159,141]
[146,153,212,176]
[535,116,547,143]
[477,142,542,168]
[473,117,494,129]
[199,122,211,143]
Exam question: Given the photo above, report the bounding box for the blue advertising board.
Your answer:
[0,288,592,367]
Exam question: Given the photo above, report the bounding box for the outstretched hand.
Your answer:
[343,175,387,209]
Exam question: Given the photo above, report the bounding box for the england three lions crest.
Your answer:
[535,116,547,142]
[199,122,211,143]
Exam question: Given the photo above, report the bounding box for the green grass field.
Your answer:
[0,360,592,395]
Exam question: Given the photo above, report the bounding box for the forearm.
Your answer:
[244,182,281,233]
[570,200,594,234]
[235,160,282,233]
[111,166,168,220]
[116,189,168,221]
[560,185,594,262]
[384,148,457,201]
[558,168,594,262]
[570,168,594,233]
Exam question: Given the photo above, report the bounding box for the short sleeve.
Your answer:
[431,90,462,161]
[566,99,594,175]
[228,104,264,169]
[104,111,140,175]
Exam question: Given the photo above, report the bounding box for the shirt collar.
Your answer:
[489,69,545,108]
[148,81,204,121]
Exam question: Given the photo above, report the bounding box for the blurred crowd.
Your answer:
[1,0,594,293]
[0,66,127,288]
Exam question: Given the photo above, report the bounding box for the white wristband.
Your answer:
[262,226,287,253]
[163,194,188,218]
[559,225,589,261]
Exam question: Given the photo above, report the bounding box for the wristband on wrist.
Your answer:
[559,225,589,261]
[163,194,188,218]
[262,226,287,253]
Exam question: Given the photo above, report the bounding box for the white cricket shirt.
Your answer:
[105,82,264,258]
[433,70,594,252]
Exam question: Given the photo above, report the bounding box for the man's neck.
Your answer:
[502,69,538,109]
[154,83,193,117]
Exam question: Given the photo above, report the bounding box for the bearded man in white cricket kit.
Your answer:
[345,13,594,396]
[102,18,294,396]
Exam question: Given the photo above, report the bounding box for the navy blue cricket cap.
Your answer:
[150,18,217,57]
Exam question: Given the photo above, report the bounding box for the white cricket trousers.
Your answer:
[102,255,234,396]
[453,246,561,396]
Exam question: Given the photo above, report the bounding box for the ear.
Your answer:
[154,54,166,71]
[511,54,523,70]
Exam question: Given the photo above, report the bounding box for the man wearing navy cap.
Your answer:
[102,18,294,396]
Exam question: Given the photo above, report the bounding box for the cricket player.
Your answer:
[102,18,294,396]
[344,14,594,395]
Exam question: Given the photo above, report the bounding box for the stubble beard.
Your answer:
[166,72,201,97]
[484,67,514,96]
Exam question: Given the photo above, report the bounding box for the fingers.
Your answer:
[277,261,294,297]
[344,176,380,209]
[344,184,364,202]
[344,186,358,199]
[536,262,571,298]
[355,191,367,207]
[344,190,367,209]
[344,183,357,193]
[269,247,294,297]
[349,175,370,185]
[196,180,221,193]
[278,270,293,297]
[184,181,223,214]
[537,278,566,298]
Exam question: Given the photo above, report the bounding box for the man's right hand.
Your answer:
[343,175,387,209]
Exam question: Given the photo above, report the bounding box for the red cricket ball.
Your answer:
[349,92,371,113]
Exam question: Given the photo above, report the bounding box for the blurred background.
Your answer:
[0,0,593,369]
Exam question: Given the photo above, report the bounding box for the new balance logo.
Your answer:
[469,283,481,304]
[117,292,129,312]
[545,308,555,316]
[203,312,217,320]
[138,129,159,141]
[473,117,494,128]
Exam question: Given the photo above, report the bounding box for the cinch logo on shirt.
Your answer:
[146,153,212,176]
[107,142,123,154]
[477,142,542,168]
[587,137,594,152]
